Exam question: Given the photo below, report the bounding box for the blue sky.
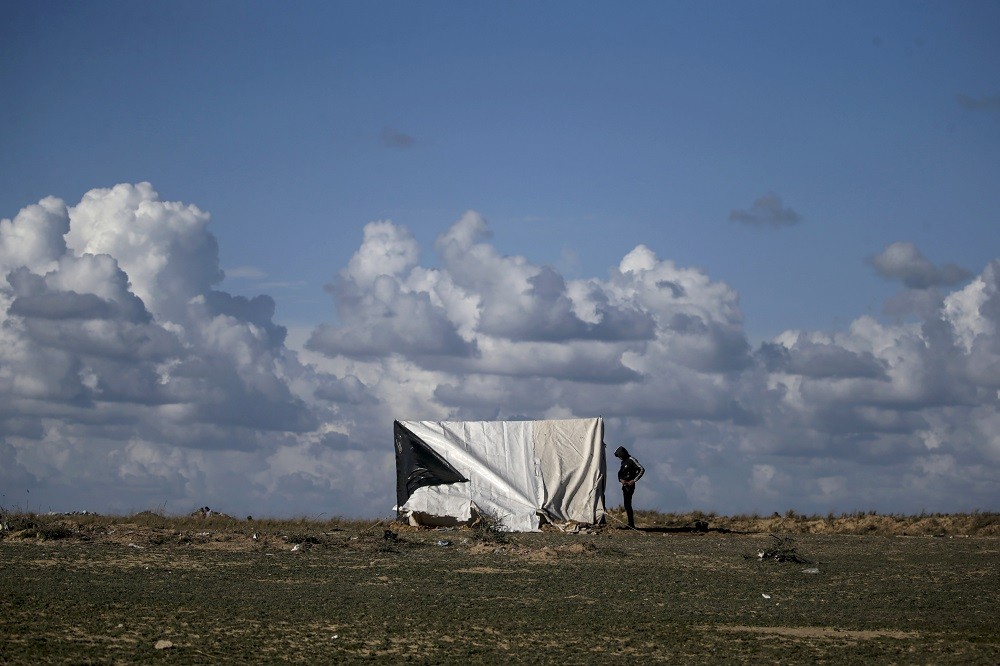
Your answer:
[1,1,998,518]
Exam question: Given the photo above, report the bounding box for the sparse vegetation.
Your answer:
[2,507,998,663]
[617,508,1000,536]
[0,511,1000,664]
[746,534,812,563]
[470,507,509,544]
[0,508,78,541]
[2,507,999,545]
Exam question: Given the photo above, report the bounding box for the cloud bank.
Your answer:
[2,186,997,517]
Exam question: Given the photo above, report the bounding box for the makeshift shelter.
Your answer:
[393,417,607,532]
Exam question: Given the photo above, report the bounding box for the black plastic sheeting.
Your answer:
[394,420,468,508]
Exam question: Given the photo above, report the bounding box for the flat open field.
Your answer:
[2,511,999,663]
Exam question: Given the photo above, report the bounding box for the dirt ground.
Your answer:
[1,512,999,663]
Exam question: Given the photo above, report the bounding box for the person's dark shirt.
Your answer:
[618,455,645,483]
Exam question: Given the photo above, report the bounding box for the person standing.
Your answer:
[614,446,644,528]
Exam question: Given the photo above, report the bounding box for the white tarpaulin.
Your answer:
[393,417,606,532]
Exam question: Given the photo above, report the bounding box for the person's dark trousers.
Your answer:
[623,484,635,528]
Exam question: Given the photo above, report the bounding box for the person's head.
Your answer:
[614,446,628,459]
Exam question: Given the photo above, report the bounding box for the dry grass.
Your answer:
[3,505,999,663]
[3,506,998,545]
[622,508,1000,536]
[0,506,360,547]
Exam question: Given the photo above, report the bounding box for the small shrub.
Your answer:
[132,509,168,529]
[969,511,1000,535]
[471,508,508,544]
[34,524,76,540]
[3,512,40,533]
[746,534,812,564]
[0,510,76,541]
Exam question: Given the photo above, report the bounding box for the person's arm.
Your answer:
[630,457,645,483]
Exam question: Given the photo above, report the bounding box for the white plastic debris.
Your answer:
[761,594,772,599]
[291,543,301,552]
[802,567,820,574]
[435,540,452,546]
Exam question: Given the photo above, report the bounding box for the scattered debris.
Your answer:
[384,529,399,542]
[761,594,772,599]
[435,540,452,547]
[154,640,173,650]
[552,521,598,534]
[189,506,238,521]
[802,567,820,574]
[291,543,301,552]
[192,506,214,519]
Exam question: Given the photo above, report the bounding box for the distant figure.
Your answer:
[614,446,645,528]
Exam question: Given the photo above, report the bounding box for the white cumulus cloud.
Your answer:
[2,190,998,517]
